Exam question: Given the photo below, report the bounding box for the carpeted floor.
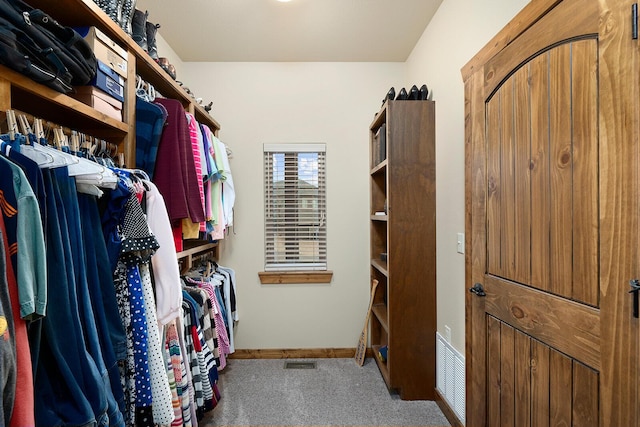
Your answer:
[199,358,451,426]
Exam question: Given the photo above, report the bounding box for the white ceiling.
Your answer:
[135,0,443,62]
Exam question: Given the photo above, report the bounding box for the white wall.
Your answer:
[405,0,529,352]
[175,0,530,353]
[181,62,405,348]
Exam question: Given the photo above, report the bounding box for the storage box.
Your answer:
[72,86,123,121]
[90,60,125,102]
[76,26,128,79]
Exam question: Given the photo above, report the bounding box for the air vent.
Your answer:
[283,361,317,369]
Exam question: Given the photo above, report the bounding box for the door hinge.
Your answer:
[633,3,638,39]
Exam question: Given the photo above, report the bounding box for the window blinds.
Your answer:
[263,143,327,271]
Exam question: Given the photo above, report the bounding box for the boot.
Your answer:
[94,0,123,25]
[146,21,160,60]
[131,9,148,52]
[119,0,137,35]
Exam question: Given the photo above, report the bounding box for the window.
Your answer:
[262,143,328,279]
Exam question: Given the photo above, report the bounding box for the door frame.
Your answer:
[462,0,640,425]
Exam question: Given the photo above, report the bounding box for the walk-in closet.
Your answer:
[6,0,633,426]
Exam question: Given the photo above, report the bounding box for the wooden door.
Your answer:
[464,0,639,425]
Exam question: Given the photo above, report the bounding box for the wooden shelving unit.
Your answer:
[7,0,221,263]
[368,99,436,400]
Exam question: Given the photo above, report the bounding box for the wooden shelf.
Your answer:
[371,159,387,175]
[28,0,220,135]
[370,103,387,130]
[177,241,218,259]
[177,241,218,274]
[372,344,390,385]
[371,258,388,276]
[372,303,388,332]
[0,66,128,142]
[368,100,436,400]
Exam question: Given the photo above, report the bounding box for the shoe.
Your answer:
[146,21,161,60]
[119,0,136,34]
[408,85,419,100]
[157,58,177,80]
[96,0,122,24]
[395,87,408,100]
[382,87,395,105]
[419,84,429,100]
[131,9,148,51]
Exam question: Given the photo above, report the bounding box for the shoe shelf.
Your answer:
[28,0,221,138]
[368,99,436,400]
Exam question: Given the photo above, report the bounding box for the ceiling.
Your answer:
[135,0,443,62]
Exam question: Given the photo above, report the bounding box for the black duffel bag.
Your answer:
[0,0,97,92]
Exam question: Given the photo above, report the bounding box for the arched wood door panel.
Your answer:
[464,0,639,426]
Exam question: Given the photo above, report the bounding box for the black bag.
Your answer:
[0,0,97,92]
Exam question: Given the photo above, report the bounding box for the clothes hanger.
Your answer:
[15,116,67,168]
[10,115,57,167]
[24,125,78,168]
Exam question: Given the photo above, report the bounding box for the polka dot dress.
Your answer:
[116,191,163,426]
[139,263,174,425]
[113,260,136,426]
[126,262,153,407]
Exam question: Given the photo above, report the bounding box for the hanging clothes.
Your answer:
[165,319,193,427]
[0,152,41,427]
[35,167,109,427]
[112,184,160,426]
[0,120,232,427]
[0,227,16,427]
[144,179,183,326]
[152,98,204,225]
[135,97,167,180]
[182,112,206,238]
[54,166,124,427]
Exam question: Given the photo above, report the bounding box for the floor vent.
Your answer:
[283,361,317,369]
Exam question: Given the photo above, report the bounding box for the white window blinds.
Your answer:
[263,143,327,271]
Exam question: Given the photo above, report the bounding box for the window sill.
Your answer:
[258,271,334,284]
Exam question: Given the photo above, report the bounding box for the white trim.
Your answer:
[264,143,326,153]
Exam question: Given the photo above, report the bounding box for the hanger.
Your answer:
[6,110,17,141]
[136,75,156,102]
[14,115,77,169]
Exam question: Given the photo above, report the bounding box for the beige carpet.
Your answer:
[199,358,451,426]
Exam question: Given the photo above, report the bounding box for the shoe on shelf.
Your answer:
[132,9,148,52]
[408,84,420,100]
[146,21,161,60]
[382,87,395,105]
[419,84,429,100]
[395,87,408,100]
[157,57,177,80]
[119,0,136,34]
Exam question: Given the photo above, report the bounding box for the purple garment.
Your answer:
[153,98,205,223]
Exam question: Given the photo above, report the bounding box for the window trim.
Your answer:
[260,143,330,284]
[258,270,333,284]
